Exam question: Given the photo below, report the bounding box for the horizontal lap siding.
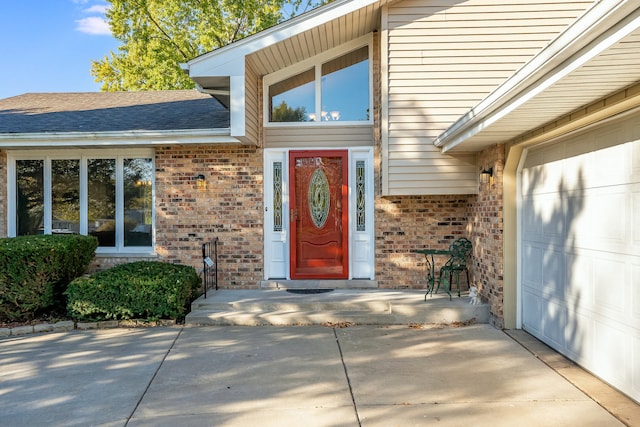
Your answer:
[385,0,593,195]
[264,125,373,148]
[241,61,260,145]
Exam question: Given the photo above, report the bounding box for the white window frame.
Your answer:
[7,148,155,255]
[263,34,373,127]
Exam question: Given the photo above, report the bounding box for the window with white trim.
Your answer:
[265,37,372,125]
[9,150,154,253]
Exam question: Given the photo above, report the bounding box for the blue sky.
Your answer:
[0,0,119,99]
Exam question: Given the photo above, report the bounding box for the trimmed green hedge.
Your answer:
[0,235,98,322]
[65,261,200,322]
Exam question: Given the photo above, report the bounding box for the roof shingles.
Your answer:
[0,90,229,134]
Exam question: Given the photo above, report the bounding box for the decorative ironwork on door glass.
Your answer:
[308,168,330,228]
[356,160,366,231]
[273,162,283,232]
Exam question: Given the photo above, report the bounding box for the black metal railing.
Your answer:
[202,237,219,298]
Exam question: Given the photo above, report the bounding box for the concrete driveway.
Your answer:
[0,324,628,426]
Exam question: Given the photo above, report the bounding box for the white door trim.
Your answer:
[263,147,375,280]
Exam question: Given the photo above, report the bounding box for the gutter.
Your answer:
[0,128,241,148]
[433,0,639,152]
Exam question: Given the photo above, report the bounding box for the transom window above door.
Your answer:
[265,37,372,125]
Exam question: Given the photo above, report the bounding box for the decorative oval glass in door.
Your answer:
[308,168,330,228]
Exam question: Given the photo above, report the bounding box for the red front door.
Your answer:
[290,150,349,279]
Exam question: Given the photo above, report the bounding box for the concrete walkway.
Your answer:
[0,324,634,426]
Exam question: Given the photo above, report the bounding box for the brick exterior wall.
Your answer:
[374,195,472,288]
[0,150,6,238]
[154,144,264,288]
[469,144,505,327]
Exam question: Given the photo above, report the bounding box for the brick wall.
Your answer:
[0,150,6,238]
[374,195,472,288]
[469,144,505,327]
[154,144,264,287]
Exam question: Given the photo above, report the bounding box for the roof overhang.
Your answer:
[0,128,240,149]
[181,0,385,82]
[180,0,386,140]
[434,1,640,152]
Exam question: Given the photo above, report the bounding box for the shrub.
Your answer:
[65,261,200,322]
[0,234,98,322]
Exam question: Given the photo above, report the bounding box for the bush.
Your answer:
[0,234,98,322]
[65,261,200,322]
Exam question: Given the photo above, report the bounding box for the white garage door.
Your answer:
[521,112,640,403]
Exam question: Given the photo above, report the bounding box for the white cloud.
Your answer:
[76,16,111,35]
[84,5,108,14]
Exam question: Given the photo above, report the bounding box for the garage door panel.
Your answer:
[593,257,627,316]
[632,262,640,321]
[594,319,628,387]
[565,251,594,309]
[633,134,640,177]
[522,243,542,290]
[522,198,543,240]
[526,193,566,243]
[542,249,566,300]
[521,114,640,403]
[634,334,640,398]
[523,289,542,335]
[564,310,594,365]
[542,299,567,349]
[570,189,629,252]
[522,163,563,195]
[563,154,592,190]
[634,190,640,246]
[592,130,631,186]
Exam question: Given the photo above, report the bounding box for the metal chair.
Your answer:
[437,238,472,298]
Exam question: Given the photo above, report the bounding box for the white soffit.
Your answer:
[183,0,385,82]
[435,2,640,152]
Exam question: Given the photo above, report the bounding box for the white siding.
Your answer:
[383,0,594,195]
[264,125,373,148]
[238,60,260,145]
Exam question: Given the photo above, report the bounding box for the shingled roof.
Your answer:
[0,90,229,134]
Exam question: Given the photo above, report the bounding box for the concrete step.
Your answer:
[260,279,378,289]
[185,289,490,326]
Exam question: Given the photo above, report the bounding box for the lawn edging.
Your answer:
[0,318,178,338]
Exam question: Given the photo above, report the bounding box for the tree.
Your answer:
[272,101,307,122]
[92,0,327,91]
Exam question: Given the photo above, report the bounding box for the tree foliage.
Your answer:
[92,0,327,91]
[272,101,307,122]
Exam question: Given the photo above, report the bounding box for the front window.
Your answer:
[88,159,116,247]
[321,46,369,122]
[266,39,371,125]
[123,158,153,247]
[269,69,315,122]
[52,159,80,235]
[9,150,154,253]
[16,160,44,235]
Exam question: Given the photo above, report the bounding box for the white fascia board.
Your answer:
[188,55,244,80]
[230,75,245,137]
[184,0,381,76]
[0,128,242,148]
[434,0,637,152]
